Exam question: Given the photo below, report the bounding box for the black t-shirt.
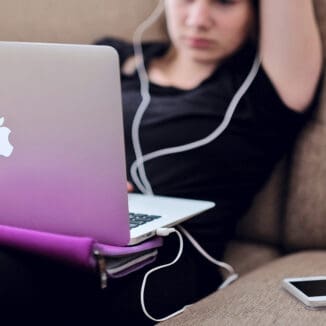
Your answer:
[96,37,318,257]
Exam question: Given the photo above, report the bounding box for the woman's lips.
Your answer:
[185,37,213,49]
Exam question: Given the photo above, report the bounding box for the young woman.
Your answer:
[0,0,323,324]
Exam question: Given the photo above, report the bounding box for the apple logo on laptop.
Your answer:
[0,117,14,157]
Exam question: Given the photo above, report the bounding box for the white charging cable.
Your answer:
[141,227,192,322]
[177,225,238,289]
[140,225,238,322]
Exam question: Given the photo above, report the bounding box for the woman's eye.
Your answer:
[179,0,237,6]
[214,0,236,5]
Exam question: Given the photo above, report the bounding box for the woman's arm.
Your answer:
[260,0,323,112]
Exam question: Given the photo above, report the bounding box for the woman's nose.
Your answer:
[185,2,214,29]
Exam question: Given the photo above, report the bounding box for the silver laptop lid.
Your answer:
[0,42,130,245]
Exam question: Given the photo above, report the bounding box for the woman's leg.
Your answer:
[0,234,222,324]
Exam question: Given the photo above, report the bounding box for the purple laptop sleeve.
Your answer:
[0,224,163,283]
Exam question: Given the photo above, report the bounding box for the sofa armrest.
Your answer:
[161,251,326,326]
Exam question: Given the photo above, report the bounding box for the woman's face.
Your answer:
[164,0,255,64]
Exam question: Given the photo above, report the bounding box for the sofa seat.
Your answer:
[161,251,326,326]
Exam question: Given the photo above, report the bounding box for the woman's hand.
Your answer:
[127,181,134,193]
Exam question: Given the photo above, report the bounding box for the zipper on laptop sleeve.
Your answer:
[93,250,108,289]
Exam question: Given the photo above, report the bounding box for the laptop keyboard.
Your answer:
[129,213,161,229]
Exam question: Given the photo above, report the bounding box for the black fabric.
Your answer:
[0,237,222,325]
[96,37,314,257]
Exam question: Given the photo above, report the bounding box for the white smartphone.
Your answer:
[282,276,326,308]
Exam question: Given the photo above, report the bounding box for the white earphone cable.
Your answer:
[131,54,260,185]
[177,225,239,289]
[130,0,261,322]
[131,0,165,194]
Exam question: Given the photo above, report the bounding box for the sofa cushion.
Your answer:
[237,0,326,248]
[235,160,287,246]
[285,118,326,250]
[223,240,280,276]
[283,0,326,251]
[0,0,166,44]
[160,251,326,326]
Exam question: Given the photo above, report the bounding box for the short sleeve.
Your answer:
[244,65,323,135]
[94,37,134,67]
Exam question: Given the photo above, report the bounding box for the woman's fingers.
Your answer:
[127,182,134,193]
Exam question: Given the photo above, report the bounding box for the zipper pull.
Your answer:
[94,250,108,289]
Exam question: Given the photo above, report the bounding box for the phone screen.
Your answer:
[290,280,326,297]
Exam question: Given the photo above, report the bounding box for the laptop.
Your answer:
[0,41,215,246]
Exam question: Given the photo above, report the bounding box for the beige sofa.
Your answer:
[1,1,325,324]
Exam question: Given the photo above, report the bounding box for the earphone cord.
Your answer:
[130,0,260,321]
[131,0,260,195]
[131,52,260,192]
[131,0,165,195]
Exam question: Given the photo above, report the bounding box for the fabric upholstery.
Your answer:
[235,160,287,245]
[285,117,326,250]
[0,0,166,44]
[161,251,326,326]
